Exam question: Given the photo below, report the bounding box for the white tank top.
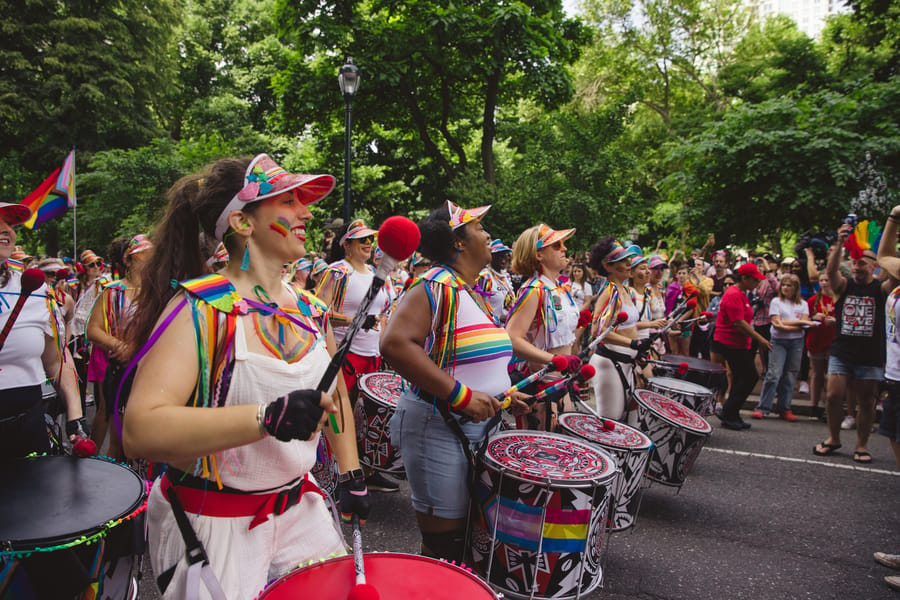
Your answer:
[449,291,514,396]
[216,320,329,491]
[333,267,389,357]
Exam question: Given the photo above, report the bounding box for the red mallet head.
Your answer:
[347,583,380,600]
[21,268,46,294]
[72,437,98,457]
[549,355,568,372]
[602,419,616,431]
[615,310,629,324]
[686,298,698,310]
[701,311,713,320]
[677,362,689,375]
[378,216,421,261]
[576,364,596,382]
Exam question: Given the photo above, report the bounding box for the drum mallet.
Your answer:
[580,310,629,360]
[317,216,420,433]
[520,364,597,408]
[348,514,380,600]
[654,299,697,338]
[0,268,45,353]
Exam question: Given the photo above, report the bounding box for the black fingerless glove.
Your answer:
[361,314,378,331]
[263,390,324,442]
[66,417,88,438]
[339,469,371,523]
[630,337,653,353]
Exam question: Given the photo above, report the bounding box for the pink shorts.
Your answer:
[87,346,110,382]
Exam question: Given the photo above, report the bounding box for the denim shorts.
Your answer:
[389,391,496,519]
[878,381,900,443]
[826,355,884,381]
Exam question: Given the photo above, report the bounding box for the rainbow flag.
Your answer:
[22,151,76,229]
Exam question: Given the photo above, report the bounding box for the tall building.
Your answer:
[749,0,851,38]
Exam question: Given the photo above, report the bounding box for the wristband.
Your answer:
[257,403,268,437]
[447,380,472,411]
[339,468,365,483]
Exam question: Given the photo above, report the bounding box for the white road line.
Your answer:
[705,446,900,476]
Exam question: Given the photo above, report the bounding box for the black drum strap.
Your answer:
[164,486,228,600]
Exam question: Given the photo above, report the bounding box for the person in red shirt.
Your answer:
[806,273,836,421]
[711,263,773,430]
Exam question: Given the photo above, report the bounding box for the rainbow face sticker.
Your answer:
[269,217,290,237]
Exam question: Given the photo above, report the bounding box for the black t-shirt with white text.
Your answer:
[830,279,886,367]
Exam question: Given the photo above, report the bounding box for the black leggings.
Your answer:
[0,385,50,458]
[713,342,759,421]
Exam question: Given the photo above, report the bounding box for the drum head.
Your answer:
[260,553,498,599]
[0,456,146,550]
[659,354,725,374]
[357,371,404,407]
[634,389,712,435]
[648,377,713,395]
[558,413,653,451]
[482,430,617,487]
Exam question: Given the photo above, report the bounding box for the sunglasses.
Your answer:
[356,236,374,244]
[550,242,567,251]
[89,260,103,268]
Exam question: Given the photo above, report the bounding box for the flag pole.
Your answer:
[71,147,77,259]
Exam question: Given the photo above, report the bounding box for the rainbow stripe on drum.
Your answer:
[634,389,711,433]
[483,431,615,483]
[453,323,513,366]
[485,496,590,553]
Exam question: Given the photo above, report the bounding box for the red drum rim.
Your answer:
[558,413,653,451]
[357,371,404,407]
[634,389,712,434]
[259,552,499,599]
[659,354,725,374]
[481,430,617,487]
[647,377,714,395]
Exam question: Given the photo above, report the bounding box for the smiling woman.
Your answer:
[120,154,371,599]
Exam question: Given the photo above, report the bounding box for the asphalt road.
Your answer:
[130,404,898,600]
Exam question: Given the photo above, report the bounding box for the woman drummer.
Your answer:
[381,201,528,562]
[122,154,369,599]
[506,224,583,429]
[587,237,650,420]
[630,249,668,381]
[0,202,85,457]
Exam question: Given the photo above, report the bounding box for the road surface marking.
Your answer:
[705,447,900,476]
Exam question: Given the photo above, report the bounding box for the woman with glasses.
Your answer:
[751,273,816,421]
[0,202,86,458]
[70,250,107,409]
[506,224,583,429]
[316,219,398,492]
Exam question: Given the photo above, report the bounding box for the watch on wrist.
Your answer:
[339,468,365,483]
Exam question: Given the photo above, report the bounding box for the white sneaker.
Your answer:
[798,381,809,394]
[840,415,856,430]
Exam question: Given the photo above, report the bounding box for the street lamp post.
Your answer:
[338,58,360,222]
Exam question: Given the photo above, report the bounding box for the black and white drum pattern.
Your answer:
[633,389,712,488]
[647,376,717,417]
[470,430,617,599]
[355,371,405,476]
[558,413,653,532]
[310,434,339,499]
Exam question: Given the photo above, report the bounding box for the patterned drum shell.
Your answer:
[633,389,712,488]
[355,371,405,477]
[259,553,500,599]
[557,412,652,532]
[647,376,717,417]
[470,430,617,599]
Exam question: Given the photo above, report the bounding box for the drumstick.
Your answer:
[677,311,714,327]
[580,310,629,360]
[654,299,697,338]
[0,268,45,353]
[494,355,569,400]
[644,358,690,375]
[318,216,420,433]
[348,514,380,600]
[517,364,596,408]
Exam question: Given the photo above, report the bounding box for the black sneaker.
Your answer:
[721,419,750,431]
[366,472,400,493]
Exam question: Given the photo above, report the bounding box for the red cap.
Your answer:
[736,262,765,280]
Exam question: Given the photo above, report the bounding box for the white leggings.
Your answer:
[589,344,637,420]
